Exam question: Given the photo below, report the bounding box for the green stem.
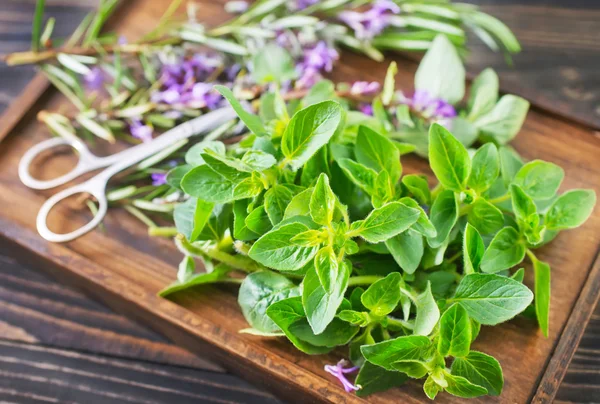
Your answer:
[347,275,383,287]
[148,226,178,237]
[177,236,263,273]
[488,193,511,205]
[386,316,414,330]
[526,249,537,263]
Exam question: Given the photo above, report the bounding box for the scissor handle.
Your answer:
[19,137,106,190]
[36,178,108,243]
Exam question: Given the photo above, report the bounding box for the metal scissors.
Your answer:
[19,107,236,243]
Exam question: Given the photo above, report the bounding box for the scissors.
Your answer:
[19,107,236,243]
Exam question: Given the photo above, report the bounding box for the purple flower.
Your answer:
[294,0,319,10]
[400,89,457,122]
[324,360,360,393]
[339,0,400,40]
[151,53,224,108]
[350,81,381,96]
[359,103,374,116]
[130,119,153,143]
[225,1,249,13]
[151,173,167,186]
[295,41,339,89]
[83,67,105,90]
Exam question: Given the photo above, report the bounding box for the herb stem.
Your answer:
[488,193,511,205]
[148,226,178,237]
[347,275,383,287]
[177,235,263,273]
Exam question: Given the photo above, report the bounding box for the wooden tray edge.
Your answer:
[531,247,600,403]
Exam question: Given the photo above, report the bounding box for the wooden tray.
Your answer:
[1,1,599,402]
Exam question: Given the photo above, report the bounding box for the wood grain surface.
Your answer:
[1,0,599,403]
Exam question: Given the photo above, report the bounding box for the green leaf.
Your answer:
[511,184,537,222]
[468,143,499,193]
[352,202,420,243]
[314,246,339,294]
[385,229,424,275]
[451,351,504,396]
[302,80,336,107]
[400,198,437,239]
[513,160,564,200]
[429,123,471,192]
[355,125,401,184]
[355,361,409,397]
[310,173,336,225]
[414,282,440,336]
[241,150,277,171]
[238,271,300,333]
[475,95,529,144]
[185,140,226,167]
[444,372,488,398]
[288,317,358,348]
[252,44,298,84]
[452,273,533,325]
[463,223,484,274]
[283,188,313,219]
[264,184,295,225]
[415,34,465,104]
[337,158,378,196]
[423,376,442,400]
[480,227,526,273]
[245,205,272,235]
[498,146,523,186]
[281,101,343,171]
[360,335,433,371]
[173,198,214,242]
[249,222,319,271]
[467,68,499,121]
[545,189,596,230]
[428,190,458,248]
[467,198,504,235]
[361,272,402,316]
[266,297,331,354]
[302,260,350,334]
[438,303,471,357]
[402,174,431,205]
[159,264,235,297]
[233,199,259,241]
[382,61,397,106]
[301,146,330,186]
[31,0,46,52]
[166,164,192,190]
[531,256,551,337]
[338,310,370,327]
[215,86,268,137]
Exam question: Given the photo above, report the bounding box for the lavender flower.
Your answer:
[324,360,360,393]
[339,0,400,40]
[350,81,380,96]
[294,0,319,10]
[151,172,167,186]
[130,119,153,143]
[83,67,105,90]
[359,103,374,116]
[296,41,339,89]
[399,89,457,122]
[151,53,224,108]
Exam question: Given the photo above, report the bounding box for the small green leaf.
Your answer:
[452,273,533,325]
[415,34,465,104]
[302,260,350,334]
[513,160,564,200]
[361,272,402,316]
[355,125,401,184]
[310,173,336,225]
[531,255,551,337]
[241,150,277,171]
[385,229,424,274]
[480,227,526,273]
[215,85,268,137]
[281,101,343,171]
[463,223,484,274]
[498,146,523,186]
[159,265,235,297]
[429,123,471,192]
[511,184,537,222]
[474,95,529,144]
[245,205,273,235]
[444,372,488,398]
[355,361,408,397]
[423,376,442,400]
[264,184,296,225]
[337,158,378,196]
[414,282,440,336]
[352,202,420,243]
[249,221,319,271]
[467,198,504,235]
[428,190,459,248]
[314,246,339,294]
[238,271,300,333]
[451,351,503,396]
[252,44,298,84]
[382,61,397,105]
[233,199,260,241]
[438,303,471,357]
[467,68,499,121]
[545,189,596,230]
[467,143,499,193]
[360,335,433,371]
[402,174,431,205]
[173,198,214,242]
[284,188,313,219]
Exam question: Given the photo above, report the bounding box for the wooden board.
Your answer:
[1,0,599,402]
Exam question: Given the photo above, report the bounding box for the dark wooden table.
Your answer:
[0,1,598,403]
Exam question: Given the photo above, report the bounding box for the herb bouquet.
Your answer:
[8,0,597,400]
